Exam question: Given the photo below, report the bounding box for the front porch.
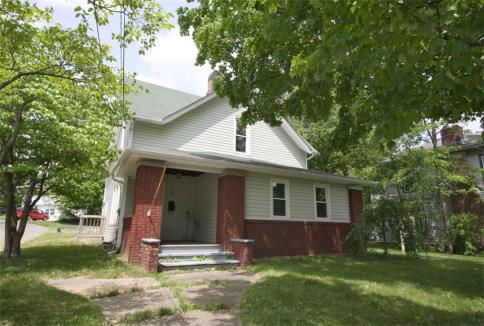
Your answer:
[119,162,252,271]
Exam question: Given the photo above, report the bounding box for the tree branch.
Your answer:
[0,107,23,167]
[0,66,80,91]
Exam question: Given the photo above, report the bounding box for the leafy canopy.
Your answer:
[179,0,483,146]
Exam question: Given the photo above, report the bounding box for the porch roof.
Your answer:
[115,148,377,187]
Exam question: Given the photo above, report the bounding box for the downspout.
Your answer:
[306,152,316,169]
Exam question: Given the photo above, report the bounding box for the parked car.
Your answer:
[16,208,49,221]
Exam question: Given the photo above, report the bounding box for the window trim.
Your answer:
[270,178,290,218]
[314,183,331,219]
[234,116,250,154]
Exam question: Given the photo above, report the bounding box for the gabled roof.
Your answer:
[129,80,201,120]
[132,80,318,155]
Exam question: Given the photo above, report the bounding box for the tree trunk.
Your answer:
[439,192,454,253]
[3,174,37,259]
[429,125,454,253]
[9,233,22,258]
[3,172,16,259]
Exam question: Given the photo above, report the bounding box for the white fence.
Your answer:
[77,215,105,242]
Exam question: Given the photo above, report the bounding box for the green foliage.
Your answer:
[449,213,482,256]
[179,1,483,146]
[344,197,429,257]
[289,114,384,177]
[0,0,172,257]
[55,173,106,214]
[74,0,173,55]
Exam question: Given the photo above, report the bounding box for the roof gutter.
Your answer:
[124,148,377,187]
[134,116,165,125]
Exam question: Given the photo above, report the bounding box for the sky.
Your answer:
[34,0,482,133]
[35,0,212,96]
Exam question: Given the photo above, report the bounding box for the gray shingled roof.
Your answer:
[129,80,201,120]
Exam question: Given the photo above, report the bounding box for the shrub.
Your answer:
[449,213,482,255]
[344,197,435,257]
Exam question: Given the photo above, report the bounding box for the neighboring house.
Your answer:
[102,74,375,268]
[35,196,63,221]
[36,195,84,221]
[441,126,484,216]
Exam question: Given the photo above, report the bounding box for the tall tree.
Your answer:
[0,77,127,258]
[179,0,483,146]
[0,0,171,258]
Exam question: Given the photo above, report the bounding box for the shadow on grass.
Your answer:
[0,276,104,326]
[251,253,484,300]
[241,274,483,325]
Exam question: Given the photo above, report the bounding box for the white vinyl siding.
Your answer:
[161,173,218,242]
[131,97,307,168]
[194,173,218,243]
[245,172,350,222]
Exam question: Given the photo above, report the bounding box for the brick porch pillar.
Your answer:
[231,239,255,266]
[127,164,164,265]
[217,174,245,251]
[140,238,161,272]
[348,188,363,224]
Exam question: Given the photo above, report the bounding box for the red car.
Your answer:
[16,208,49,221]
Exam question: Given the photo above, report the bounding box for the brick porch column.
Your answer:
[231,239,255,266]
[127,164,164,265]
[348,188,363,224]
[217,174,245,251]
[140,238,160,272]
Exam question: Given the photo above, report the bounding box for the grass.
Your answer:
[241,251,484,325]
[0,223,237,325]
[0,225,155,326]
[2,223,482,325]
[120,307,177,324]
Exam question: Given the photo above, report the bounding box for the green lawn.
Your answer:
[241,252,484,325]
[1,224,483,325]
[0,223,149,326]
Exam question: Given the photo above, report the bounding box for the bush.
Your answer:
[344,198,406,257]
[449,213,482,255]
[344,197,437,257]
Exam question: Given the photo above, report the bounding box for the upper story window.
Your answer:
[271,179,289,217]
[314,184,330,219]
[235,118,247,153]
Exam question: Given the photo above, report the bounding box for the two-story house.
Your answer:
[101,74,375,270]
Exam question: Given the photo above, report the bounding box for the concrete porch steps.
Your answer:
[158,244,239,270]
[159,244,223,255]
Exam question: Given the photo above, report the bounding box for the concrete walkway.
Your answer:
[47,276,160,298]
[137,310,241,326]
[93,288,178,319]
[47,270,258,325]
[0,221,49,251]
[166,270,259,284]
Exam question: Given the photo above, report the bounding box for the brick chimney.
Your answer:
[207,70,220,95]
[441,125,464,146]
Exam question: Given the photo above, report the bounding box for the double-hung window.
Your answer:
[314,185,329,219]
[235,118,247,153]
[271,180,289,217]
